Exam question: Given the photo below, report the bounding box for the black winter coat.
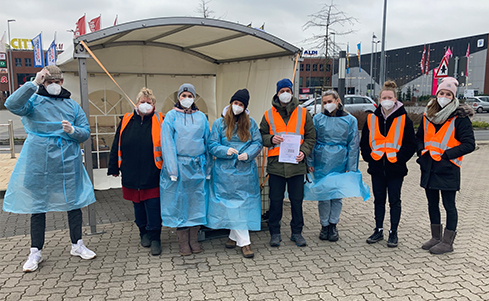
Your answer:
[415,105,475,191]
[107,111,161,190]
[360,105,417,178]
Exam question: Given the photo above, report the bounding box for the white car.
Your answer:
[301,95,377,116]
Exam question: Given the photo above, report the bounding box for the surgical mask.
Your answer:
[138,102,153,114]
[325,103,337,113]
[278,92,292,104]
[381,99,395,111]
[180,97,194,108]
[437,97,452,108]
[46,83,62,96]
[232,104,244,115]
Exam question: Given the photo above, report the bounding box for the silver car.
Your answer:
[465,96,489,113]
[302,94,378,116]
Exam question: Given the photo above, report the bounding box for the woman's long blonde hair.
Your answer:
[223,106,251,142]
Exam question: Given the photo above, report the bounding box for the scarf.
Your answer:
[425,98,459,124]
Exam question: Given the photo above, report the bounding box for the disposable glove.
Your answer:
[237,153,248,161]
[61,120,75,134]
[227,148,239,156]
[34,69,50,85]
[206,175,211,180]
[170,176,177,182]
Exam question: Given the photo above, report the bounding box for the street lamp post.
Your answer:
[373,40,380,98]
[7,19,16,95]
[379,0,387,86]
[370,33,377,97]
[331,32,335,88]
[338,50,346,101]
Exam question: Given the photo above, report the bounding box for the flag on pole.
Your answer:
[346,43,350,74]
[74,15,86,38]
[31,33,44,68]
[425,45,430,75]
[89,16,101,32]
[0,32,6,53]
[46,40,57,66]
[420,45,426,74]
[444,47,453,59]
[114,15,118,26]
[357,42,361,72]
[466,43,470,78]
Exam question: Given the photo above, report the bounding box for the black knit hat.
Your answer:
[230,89,250,109]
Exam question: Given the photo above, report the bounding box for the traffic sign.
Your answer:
[435,57,449,77]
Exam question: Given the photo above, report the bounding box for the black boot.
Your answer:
[387,230,398,248]
[139,227,150,248]
[319,226,329,240]
[328,224,339,242]
[366,228,383,244]
[148,230,162,256]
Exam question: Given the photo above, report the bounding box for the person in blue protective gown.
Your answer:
[160,83,212,256]
[305,90,370,242]
[3,66,96,273]
[207,89,263,259]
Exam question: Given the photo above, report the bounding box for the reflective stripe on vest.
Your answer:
[421,114,463,167]
[367,113,406,163]
[118,112,164,169]
[264,106,306,157]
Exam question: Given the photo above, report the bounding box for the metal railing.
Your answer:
[0,120,15,158]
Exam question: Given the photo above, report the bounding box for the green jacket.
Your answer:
[259,95,316,178]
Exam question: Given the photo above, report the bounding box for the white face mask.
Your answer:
[138,102,153,114]
[325,103,337,113]
[381,99,395,111]
[180,97,194,109]
[46,83,62,96]
[278,92,292,104]
[437,97,452,108]
[232,104,244,115]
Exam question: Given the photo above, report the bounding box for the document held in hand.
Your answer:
[278,134,301,164]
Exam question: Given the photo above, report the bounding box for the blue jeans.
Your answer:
[318,199,343,226]
[133,197,162,237]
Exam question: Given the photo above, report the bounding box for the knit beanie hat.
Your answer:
[44,65,63,81]
[230,89,250,109]
[276,78,293,93]
[436,77,458,96]
[178,83,196,97]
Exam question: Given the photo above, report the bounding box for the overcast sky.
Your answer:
[1,0,488,55]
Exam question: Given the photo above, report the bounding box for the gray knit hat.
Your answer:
[178,83,196,97]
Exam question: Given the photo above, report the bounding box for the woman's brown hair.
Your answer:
[379,81,397,98]
[426,95,443,119]
[223,106,251,142]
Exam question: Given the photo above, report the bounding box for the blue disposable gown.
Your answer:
[207,115,263,231]
[305,112,370,201]
[160,108,212,228]
[3,82,96,214]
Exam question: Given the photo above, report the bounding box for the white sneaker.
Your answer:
[23,248,43,272]
[70,239,96,260]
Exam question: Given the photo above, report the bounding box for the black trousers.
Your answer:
[371,174,404,232]
[31,209,83,250]
[425,189,457,231]
[268,174,304,235]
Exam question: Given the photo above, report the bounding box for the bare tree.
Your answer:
[303,2,357,89]
[196,0,215,18]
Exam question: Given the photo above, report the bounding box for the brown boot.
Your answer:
[189,226,202,254]
[422,224,443,250]
[176,229,192,256]
[241,245,254,258]
[429,229,456,255]
[225,238,237,249]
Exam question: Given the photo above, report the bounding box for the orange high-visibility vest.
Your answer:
[367,113,406,163]
[421,114,463,167]
[118,112,164,169]
[264,106,307,157]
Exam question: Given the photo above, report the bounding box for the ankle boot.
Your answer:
[328,224,339,242]
[422,224,442,250]
[319,225,329,240]
[189,226,202,254]
[148,230,162,256]
[429,229,456,255]
[176,229,192,256]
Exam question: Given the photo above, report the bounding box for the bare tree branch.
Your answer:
[195,0,215,18]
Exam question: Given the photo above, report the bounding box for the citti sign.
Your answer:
[10,39,64,50]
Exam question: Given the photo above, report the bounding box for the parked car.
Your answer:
[465,96,489,113]
[301,94,378,116]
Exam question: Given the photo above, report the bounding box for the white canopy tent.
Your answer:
[56,17,300,232]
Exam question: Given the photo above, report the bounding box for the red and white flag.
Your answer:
[89,16,101,32]
[466,43,470,77]
[425,45,430,75]
[466,43,470,57]
[444,47,453,60]
[114,15,118,26]
[420,45,426,74]
[74,15,86,38]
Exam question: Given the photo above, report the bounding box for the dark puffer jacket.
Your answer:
[360,105,417,178]
[415,104,475,191]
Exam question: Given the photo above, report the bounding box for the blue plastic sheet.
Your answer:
[207,115,263,231]
[305,112,370,201]
[160,108,212,228]
[3,82,96,214]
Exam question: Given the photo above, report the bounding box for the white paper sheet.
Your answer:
[278,134,301,164]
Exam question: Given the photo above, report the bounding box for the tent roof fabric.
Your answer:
[74,17,300,64]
